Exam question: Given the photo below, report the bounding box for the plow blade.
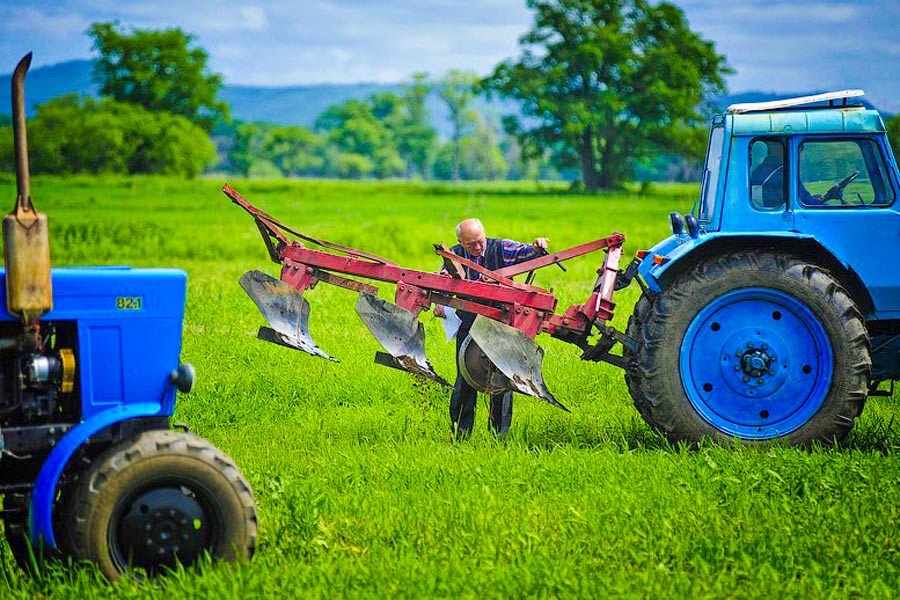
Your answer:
[355,293,450,387]
[239,270,337,362]
[469,316,567,411]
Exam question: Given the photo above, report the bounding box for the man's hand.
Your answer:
[434,304,447,319]
[532,237,550,251]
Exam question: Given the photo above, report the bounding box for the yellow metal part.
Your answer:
[59,348,75,393]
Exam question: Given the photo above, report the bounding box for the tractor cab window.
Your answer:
[698,125,724,222]
[798,139,896,208]
[749,138,786,210]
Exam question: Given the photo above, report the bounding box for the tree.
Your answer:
[0,95,215,177]
[316,98,405,178]
[398,73,438,178]
[485,0,729,191]
[431,113,508,181]
[260,126,324,177]
[438,70,480,181]
[89,21,229,132]
[888,115,900,163]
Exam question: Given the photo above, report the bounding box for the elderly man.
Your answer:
[434,218,549,439]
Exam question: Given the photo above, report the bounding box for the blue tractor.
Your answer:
[1,55,257,578]
[626,90,900,445]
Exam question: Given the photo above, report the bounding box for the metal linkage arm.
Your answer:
[493,233,626,278]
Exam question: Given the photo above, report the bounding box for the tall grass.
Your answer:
[1,175,898,598]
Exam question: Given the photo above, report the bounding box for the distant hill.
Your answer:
[0,59,889,136]
[0,59,98,114]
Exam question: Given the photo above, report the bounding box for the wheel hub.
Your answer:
[681,288,833,439]
[117,487,210,571]
[739,344,777,379]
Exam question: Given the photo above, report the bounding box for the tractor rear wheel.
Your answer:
[62,430,257,580]
[625,251,870,445]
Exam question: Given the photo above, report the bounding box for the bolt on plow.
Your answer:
[223,184,639,411]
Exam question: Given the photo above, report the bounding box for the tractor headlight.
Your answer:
[169,363,196,394]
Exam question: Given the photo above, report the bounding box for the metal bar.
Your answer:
[222,184,396,265]
[433,247,543,292]
[281,249,558,312]
[434,243,464,279]
[313,269,379,296]
[493,234,625,278]
[11,53,32,213]
[255,219,285,263]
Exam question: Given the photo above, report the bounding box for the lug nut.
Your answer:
[768,369,775,375]
[742,376,750,382]
[757,378,765,384]
[747,342,754,348]
[734,365,741,372]
[761,343,768,350]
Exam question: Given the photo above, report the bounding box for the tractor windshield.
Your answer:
[698,125,724,223]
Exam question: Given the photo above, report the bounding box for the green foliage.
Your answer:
[485,0,730,190]
[1,176,899,597]
[89,21,229,132]
[887,114,900,162]
[397,73,437,178]
[316,96,406,179]
[432,118,508,181]
[0,95,215,177]
[438,70,480,181]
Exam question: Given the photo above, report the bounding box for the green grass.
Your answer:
[1,175,899,598]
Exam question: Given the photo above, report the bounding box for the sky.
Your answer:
[1,0,899,111]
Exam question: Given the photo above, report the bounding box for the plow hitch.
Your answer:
[224,184,629,408]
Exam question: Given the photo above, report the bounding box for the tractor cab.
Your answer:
[642,90,900,319]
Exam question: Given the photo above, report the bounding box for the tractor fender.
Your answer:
[639,232,873,313]
[30,403,167,549]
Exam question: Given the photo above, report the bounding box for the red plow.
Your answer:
[224,184,637,410]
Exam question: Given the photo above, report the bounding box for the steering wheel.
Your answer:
[822,170,861,203]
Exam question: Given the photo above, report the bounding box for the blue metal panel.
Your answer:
[30,403,170,548]
[0,268,186,417]
[638,232,831,293]
[790,134,900,312]
[731,108,884,136]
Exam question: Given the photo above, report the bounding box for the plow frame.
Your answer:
[224,183,630,362]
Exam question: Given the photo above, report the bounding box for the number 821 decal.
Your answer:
[116,296,143,310]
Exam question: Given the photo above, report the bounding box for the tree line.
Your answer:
[1,1,899,190]
[222,71,531,181]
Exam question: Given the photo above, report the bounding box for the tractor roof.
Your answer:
[723,90,885,136]
[727,90,865,114]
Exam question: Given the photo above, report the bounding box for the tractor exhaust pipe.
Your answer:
[12,53,32,208]
[4,52,52,350]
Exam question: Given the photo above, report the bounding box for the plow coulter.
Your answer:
[223,184,634,410]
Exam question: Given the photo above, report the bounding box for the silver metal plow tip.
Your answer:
[239,270,337,362]
[468,316,567,411]
[355,293,449,386]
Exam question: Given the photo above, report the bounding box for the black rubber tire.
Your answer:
[62,430,257,580]
[625,251,870,446]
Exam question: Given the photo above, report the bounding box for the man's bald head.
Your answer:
[456,218,487,257]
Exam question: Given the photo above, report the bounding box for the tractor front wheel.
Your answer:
[626,252,870,445]
[62,430,257,580]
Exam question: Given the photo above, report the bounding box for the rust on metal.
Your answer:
[5,52,51,344]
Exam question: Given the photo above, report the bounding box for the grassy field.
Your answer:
[1,175,899,598]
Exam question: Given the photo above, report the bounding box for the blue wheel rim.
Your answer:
[679,288,833,439]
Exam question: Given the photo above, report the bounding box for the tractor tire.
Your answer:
[62,430,257,580]
[625,251,870,446]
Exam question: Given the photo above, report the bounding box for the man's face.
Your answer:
[458,224,486,257]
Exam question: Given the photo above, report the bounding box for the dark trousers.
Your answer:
[450,328,513,438]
